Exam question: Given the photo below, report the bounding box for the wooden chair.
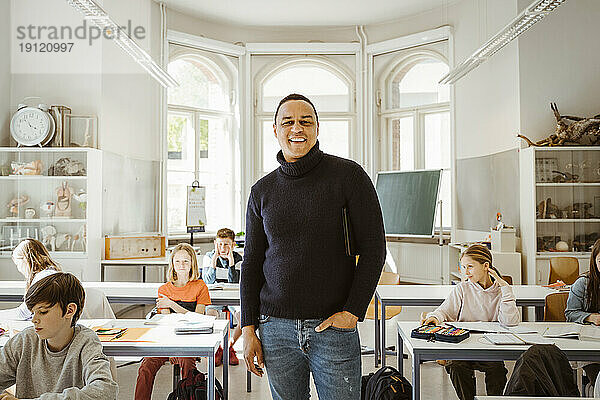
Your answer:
[364,271,402,320]
[544,292,569,322]
[549,257,580,285]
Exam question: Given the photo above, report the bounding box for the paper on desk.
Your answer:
[543,324,600,342]
[484,332,554,345]
[145,312,216,326]
[446,322,538,335]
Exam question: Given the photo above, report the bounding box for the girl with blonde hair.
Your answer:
[421,244,520,400]
[134,243,212,400]
[0,238,61,320]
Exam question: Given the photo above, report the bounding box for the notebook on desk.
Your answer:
[543,324,600,342]
[484,332,554,345]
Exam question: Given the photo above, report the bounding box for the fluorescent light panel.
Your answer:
[439,0,566,84]
[66,0,178,88]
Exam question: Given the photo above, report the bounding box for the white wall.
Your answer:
[6,0,163,239]
[0,2,12,147]
[518,0,600,141]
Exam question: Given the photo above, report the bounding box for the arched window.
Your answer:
[166,47,238,234]
[389,58,449,109]
[377,47,451,228]
[256,58,355,176]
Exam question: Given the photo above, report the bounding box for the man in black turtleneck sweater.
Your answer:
[240,93,386,400]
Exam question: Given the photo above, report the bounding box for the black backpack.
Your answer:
[166,369,224,400]
[362,366,412,400]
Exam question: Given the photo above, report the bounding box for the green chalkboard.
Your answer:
[375,170,442,237]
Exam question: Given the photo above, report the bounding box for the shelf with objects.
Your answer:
[0,147,102,280]
[520,146,600,285]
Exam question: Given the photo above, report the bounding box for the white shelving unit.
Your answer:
[520,146,600,285]
[0,147,102,280]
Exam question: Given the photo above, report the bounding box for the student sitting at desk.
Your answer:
[421,244,520,400]
[565,238,600,392]
[135,243,211,400]
[202,228,242,366]
[0,272,118,400]
[0,239,61,321]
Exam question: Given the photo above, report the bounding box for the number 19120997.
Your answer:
[19,42,74,52]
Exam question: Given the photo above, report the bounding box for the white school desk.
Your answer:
[0,319,230,400]
[0,281,240,306]
[100,258,170,282]
[397,321,600,400]
[476,397,583,400]
[374,285,556,367]
[0,282,257,393]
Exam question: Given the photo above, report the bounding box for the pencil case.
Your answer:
[433,327,470,343]
[411,325,446,340]
[411,325,470,343]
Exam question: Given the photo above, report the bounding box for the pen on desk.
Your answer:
[111,330,126,340]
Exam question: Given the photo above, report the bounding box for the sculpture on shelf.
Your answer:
[552,170,579,183]
[536,198,560,219]
[71,224,86,252]
[40,201,54,219]
[24,208,36,219]
[55,182,72,218]
[47,157,86,176]
[41,225,57,251]
[10,160,42,175]
[55,233,72,250]
[73,190,87,212]
[562,202,594,219]
[518,102,600,146]
[7,195,30,218]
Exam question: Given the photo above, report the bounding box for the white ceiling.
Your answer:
[162,0,452,27]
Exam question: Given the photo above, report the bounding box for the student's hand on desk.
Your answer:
[315,311,358,332]
[488,268,508,287]
[420,315,440,326]
[585,313,600,325]
[0,391,18,400]
[156,295,174,309]
[242,326,264,377]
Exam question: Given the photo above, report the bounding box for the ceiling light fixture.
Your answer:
[66,0,178,88]
[439,0,567,84]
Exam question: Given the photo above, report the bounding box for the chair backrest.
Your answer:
[549,257,580,285]
[81,287,116,319]
[364,271,402,320]
[544,292,569,322]
[379,271,400,285]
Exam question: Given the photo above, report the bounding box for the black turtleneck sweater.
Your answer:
[240,142,386,328]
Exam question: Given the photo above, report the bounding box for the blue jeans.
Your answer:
[258,314,361,400]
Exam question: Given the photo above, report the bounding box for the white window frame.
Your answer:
[164,31,245,237]
[244,43,362,195]
[254,55,357,177]
[367,26,455,234]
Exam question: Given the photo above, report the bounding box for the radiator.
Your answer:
[386,242,450,284]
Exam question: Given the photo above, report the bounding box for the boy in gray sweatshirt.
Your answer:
[0,272,118,400]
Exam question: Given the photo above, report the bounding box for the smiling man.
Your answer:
[240,93,386,399]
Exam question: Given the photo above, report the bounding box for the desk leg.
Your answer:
[397,330,403,375]
[381,304,387,367]
[142,265,146,283]
[374,294,380,367]
[535,305,544,321]
[223,325,229,400]
[412,353,421,400]
[208,348,216,400]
